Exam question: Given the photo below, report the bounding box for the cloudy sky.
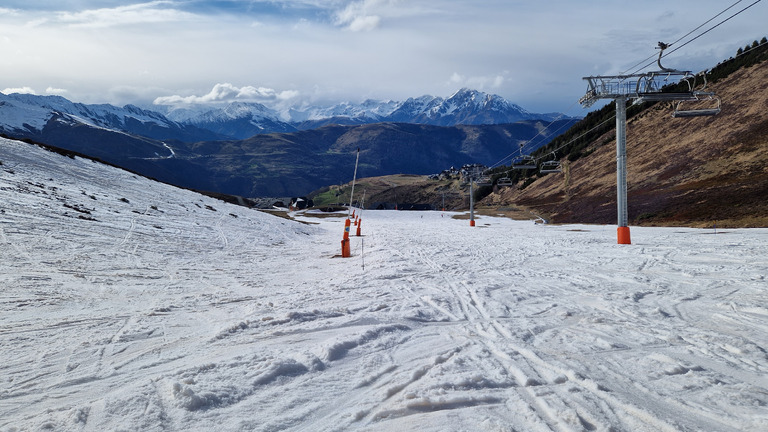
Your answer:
[1,0,765,114]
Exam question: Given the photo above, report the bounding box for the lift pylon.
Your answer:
[579,42,720,244]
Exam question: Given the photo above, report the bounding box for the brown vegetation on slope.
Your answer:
[312,174,469,210]
[484,60,768,228]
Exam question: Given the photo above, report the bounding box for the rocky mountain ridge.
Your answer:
[0,89,573,142]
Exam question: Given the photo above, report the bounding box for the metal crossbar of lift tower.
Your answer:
[579,72,699,107]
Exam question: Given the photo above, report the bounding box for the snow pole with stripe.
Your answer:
[356,189,365,237]
[341,148,360,258]
[348,147,360,218]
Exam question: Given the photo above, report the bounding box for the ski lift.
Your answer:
[539,152,562,174]
[672,93,721,118]
[540,160,562,174]
[511,143,536,170]
[511,155,536,170]
[496,177,514,186]
[475,176,492,186]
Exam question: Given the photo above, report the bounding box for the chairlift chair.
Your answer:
[496,177,514,186]
[539,151,562,174]
[511,155,537,170]
[672,94,721,118]
[512,143,537,170]
[475,176,492,186]
[540,160,562,174]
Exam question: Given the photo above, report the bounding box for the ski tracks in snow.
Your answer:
[339,214,767,431]
[3,140,768,432]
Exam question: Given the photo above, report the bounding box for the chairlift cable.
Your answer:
[665,0,747,48]
[490,1,759,174]
[544,114,616,160]
[625,0,762,75]
[487,99,581,170]
[490,113,617,172]
[661,0,762,59]
[490,0,756,171]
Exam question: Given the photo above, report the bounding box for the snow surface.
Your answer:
[2,137,768,431]
[0,93,175,134]
[163,102,281,124]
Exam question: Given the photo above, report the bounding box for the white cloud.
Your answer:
[2,86,36,95]
[47,1,196,29]
[334,0,386,31]
[446,72,507,91]
[153,83,300,106]
[2,1,765,114]
[347,15,380,32]
[45,87,68,95]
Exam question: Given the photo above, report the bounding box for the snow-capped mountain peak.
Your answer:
[0,89,571,142]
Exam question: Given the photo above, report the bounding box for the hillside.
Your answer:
[483,47,768,228]
[158,120,575,197]
[310,174,466,210]
[0,89,576,198]
[358,42,768,228]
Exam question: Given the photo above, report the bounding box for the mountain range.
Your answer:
[0,89,576,197]
[163,88,571,138]
[1,89,572,142]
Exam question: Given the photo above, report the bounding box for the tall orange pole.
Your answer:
[341,218,351,257]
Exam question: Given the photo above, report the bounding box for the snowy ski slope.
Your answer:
[1,137,767,431]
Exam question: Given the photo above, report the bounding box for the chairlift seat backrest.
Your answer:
[672,95,720,118]
[540,160,561,174]
[512,156,536,170]
[672,108,721,118]
[476,176,492,186]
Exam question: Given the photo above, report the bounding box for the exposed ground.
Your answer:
[326,60,768,228]
[488,59,768,228]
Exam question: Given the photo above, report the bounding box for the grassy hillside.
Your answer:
[342,39,768,228]
[484,39,768,227]
[310,174,468,210]
[170,120,576,198]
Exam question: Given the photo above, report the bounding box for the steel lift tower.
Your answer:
[578,42,720,244]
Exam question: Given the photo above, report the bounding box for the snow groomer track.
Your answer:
[1,137,767,431]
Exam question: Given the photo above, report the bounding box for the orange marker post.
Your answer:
[341,218,352,257]
[617,226,631,245]
[343,218,351,240]
[341,238,350,257]
[356,219,362,236]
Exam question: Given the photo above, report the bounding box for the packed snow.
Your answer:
[1,137,767,431]
[0,93,172,134]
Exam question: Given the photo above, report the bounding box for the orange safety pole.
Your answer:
[617,226,631,245]
[356,219,362,236]
[341,218,351,257]
[343,218,351,240]
[341,238,350,257]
